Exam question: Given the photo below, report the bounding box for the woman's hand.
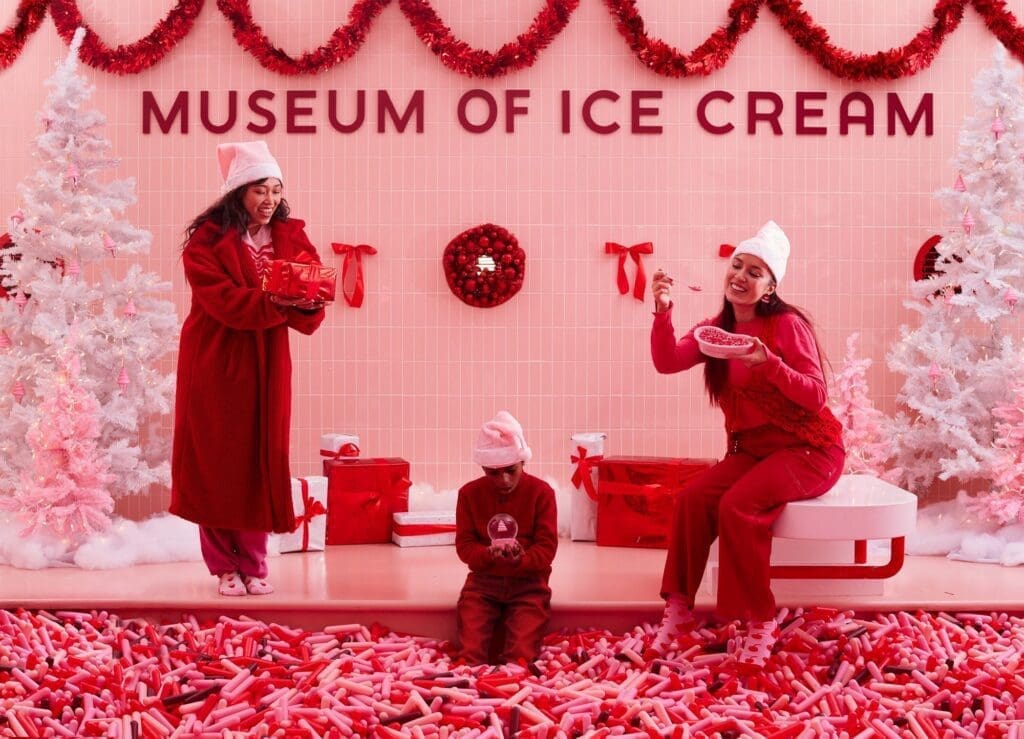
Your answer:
[737,337,768,366]
[652,269,673,312]
[269,294,324,311]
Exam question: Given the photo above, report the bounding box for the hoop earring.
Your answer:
[761,293,772,303]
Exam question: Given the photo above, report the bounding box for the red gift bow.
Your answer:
[605,242,654,301]
[292,478,328,551]
[319,442,361,460]
[570,446,604,501]
[263,259,337,302]
[331,243,377,308]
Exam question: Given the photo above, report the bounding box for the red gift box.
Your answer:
[596,456,716,548]
[262,259,337,303]
[323,457,411,544]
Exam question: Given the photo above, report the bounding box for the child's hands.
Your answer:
[652,269,673,312]
[488,540,523,562]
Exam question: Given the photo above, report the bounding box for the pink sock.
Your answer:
[648,593,694,654]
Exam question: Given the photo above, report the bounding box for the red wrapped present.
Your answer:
[262,259,337,303]
[323,457,411,544]
[596,456,716,548]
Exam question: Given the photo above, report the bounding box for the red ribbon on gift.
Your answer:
[292,478,328,552]
[393,522,456,537]
[331,243,377,308]
[570,446,604,501]
[319,442,361,460]
[605,241,654,301]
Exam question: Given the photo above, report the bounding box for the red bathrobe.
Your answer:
[170,219,325,534]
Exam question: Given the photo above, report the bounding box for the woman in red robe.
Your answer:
[170,141,325,596]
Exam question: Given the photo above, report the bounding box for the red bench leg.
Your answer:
[769,537,906,580]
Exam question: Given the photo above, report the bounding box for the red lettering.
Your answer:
[583,90,619,134]
[142,91,188,134]
[631,90,662,134]
[286,90,317,134]
[200,90,235,134]
[697,91,733,135]
[379,90,425,133]
[795,91,827,135]
[888,92,932,136]
[839,92,873,135]
[246,90,275,135]
[329,89,365,133]
[747,92,783,135]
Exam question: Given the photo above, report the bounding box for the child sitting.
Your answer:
[455,411,558,664]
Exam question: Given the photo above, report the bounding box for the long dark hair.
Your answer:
[703,292,828,407]
[181,179,290,248]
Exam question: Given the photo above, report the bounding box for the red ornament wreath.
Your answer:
[7,0,1024,79]
[443,225,525,308]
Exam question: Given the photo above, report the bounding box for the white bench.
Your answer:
[769,474,917,580]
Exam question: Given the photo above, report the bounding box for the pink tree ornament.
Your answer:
[1004,288,1018,312]
[11,379,25,402]
[102,232,116,255]
[14,292,27,314]
[953,173,967,192]
[122,297,137,319]
[0,330,10,349]
[116,365,129,393]
[962,209,975,235]
[992,114,1005,139]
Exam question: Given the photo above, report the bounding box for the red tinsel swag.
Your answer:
[443,224,525,308]
[11,0,1024,79]
[0,0,48,71]
[49,0,204,74]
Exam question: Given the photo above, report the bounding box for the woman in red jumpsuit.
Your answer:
[170,141,326,597]
[646,221,845,669]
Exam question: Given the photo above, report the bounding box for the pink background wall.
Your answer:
[0,0,1012,515]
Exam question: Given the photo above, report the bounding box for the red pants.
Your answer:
[661,426,844,621]
[199,526,269,578]
[457,573,551,664]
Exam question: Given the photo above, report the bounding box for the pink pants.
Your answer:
[199,527,269,578]
[661,426,844,622]
[457,573,551,664]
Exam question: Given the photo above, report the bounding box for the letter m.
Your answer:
[142,91,188,134]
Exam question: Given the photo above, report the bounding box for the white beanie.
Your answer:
[217,140,283,193]
[472,411,532,467]
[732,220,791,284]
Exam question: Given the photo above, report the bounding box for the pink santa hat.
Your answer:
[472,411,532,467]
[732,220,791,284]
[216,140,283,193]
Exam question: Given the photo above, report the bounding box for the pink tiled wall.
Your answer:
[0,0,1010,517]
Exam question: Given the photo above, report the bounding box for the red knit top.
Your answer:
[651,307,843,450]
[456,472,558,579]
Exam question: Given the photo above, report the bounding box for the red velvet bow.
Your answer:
[331,243,377,308]
[293,478,327,551]
[605,242,654,301]
[570,446,604,501]
[319,442,360,460]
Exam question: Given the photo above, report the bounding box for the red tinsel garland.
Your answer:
[443,224,525,308]
[49,0,204,74]
[215,0,388,75]
[398,0,578,78]
[0,0,47,71]
[9,0,1024,79]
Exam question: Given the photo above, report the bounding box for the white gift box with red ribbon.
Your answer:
[320,433,361,460]
[392,511,456,547]
[279,476,329,553]
[570,432,606,541]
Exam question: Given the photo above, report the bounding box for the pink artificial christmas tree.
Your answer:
[2,346,114,541]
[831,333,902,483]
[972,379,1024,524]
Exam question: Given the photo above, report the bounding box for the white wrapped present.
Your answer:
[320,433,360,460]
[569,432,606,541]
[279,476,328,553]
[392,511,456,547]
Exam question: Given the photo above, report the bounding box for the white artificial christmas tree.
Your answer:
[0,28,177,534]
[831,333,902,483]
[888,44,1024,496]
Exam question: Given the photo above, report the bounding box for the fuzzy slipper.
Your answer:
[217,572,246,597]
[243,575,274,595]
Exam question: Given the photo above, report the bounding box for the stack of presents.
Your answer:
[278,431,716,554]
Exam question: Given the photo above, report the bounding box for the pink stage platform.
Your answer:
[1,542,1020,639]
